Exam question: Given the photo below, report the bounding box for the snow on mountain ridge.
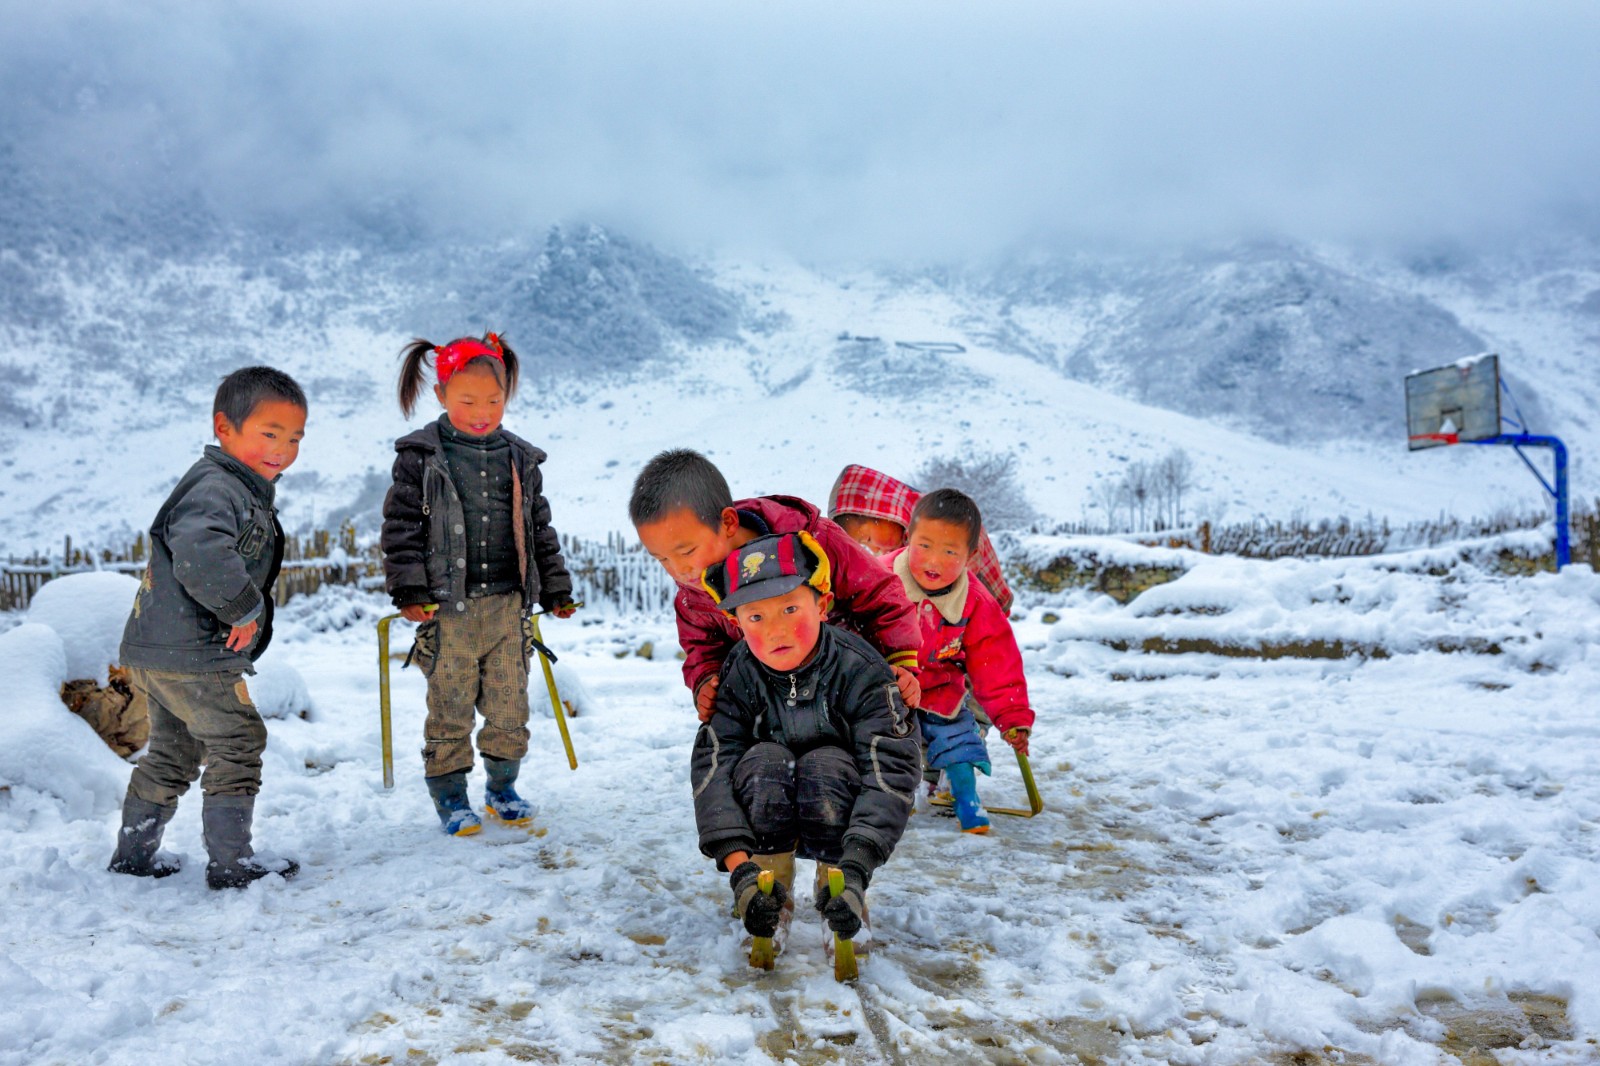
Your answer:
[0,232,1593,554]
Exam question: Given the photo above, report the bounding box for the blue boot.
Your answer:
[484,757,534,827]
[425,771,482,836]
[945,762,991,834]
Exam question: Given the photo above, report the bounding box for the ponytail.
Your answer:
[397,338,436,418]
[492,333,521,402]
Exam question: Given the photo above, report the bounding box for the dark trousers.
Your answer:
[732,742,859,863]
[125,667,267,805]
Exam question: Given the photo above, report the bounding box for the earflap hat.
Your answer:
[702,531,832,613]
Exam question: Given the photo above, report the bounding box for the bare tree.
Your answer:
[1157,448,1195,527]
[914,450,1039,530]
[1124,460,1153,531]
[1091,477,1126,533]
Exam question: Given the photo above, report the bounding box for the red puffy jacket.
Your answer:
[676,495,920,698]
[886,547,1034,735]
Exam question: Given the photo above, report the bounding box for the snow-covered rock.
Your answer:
[0,623,129,817]
[530,657,601,719]
[25,571,140,685]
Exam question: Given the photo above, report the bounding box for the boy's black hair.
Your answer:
[628,448,733,528]
[909,488,983,552]
[213,366,308,429]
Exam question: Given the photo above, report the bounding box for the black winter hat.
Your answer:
[701,531,832,613]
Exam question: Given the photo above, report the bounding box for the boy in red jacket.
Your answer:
[629,449,921,721]
[886,488,1034,834]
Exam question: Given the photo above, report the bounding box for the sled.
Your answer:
[377,612,401,789]
[828,867,859,983]
[528,612,579,771]
[749,870,777,970]
[931,750,1044,818]
[377,610,579,789]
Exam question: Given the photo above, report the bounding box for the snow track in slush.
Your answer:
[4,592,1600,1065]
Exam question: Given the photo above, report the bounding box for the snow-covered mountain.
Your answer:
[1,182,1597,553]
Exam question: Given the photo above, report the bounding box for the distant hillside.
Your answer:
[970,243,1489,443]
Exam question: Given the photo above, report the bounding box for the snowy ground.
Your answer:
[3,555,1600,1066]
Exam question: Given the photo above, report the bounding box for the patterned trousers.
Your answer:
[420,592,529,777]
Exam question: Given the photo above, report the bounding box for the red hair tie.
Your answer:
[433,335,505,385]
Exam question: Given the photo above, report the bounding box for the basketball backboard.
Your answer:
[1405,354,1501,450]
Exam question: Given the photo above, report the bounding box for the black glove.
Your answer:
[729,861,790,938]
[813,861,869,940]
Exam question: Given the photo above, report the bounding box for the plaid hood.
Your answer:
[827,464,1014,614]
[828,463,918,529]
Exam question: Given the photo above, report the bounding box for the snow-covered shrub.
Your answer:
[248,655,314,720]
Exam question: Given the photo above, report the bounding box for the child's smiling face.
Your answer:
[732,584,829,674]
[906,516,974,591]
[435,362,506,437]
[636,505,743,587]
[214,398,306,481]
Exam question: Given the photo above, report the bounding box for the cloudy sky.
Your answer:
[5,0,1598,259]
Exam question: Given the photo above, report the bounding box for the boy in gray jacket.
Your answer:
[108,366,307,890]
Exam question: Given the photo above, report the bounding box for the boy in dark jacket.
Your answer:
[109,366,306,890]
[691,532,921,955]
[630,448,921,722]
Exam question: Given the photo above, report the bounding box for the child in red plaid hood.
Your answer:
[826,464,1013,613]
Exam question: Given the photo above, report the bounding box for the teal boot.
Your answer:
[484,757,534,827]
[425,771,482,836]
[945,762,991,834]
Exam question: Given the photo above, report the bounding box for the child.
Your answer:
[888,488,1034,834]
[380,332,577,836]
[629,448,921,722]
[109,366,306,889]
[691,532,920,952]
[828,462,1014,612]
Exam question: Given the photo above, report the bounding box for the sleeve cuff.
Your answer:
[712,837,756,871]
[214,584,264,627]
[886,649,919,670]
[392,588,433,608]
[840,840,885,883]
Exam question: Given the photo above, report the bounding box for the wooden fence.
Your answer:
[3,528,674,615]
[9,505,1595,615]
[2,529,380,613]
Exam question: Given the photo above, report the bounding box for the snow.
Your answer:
[3,250,1597,557]
[0,622,129,819]
[24,571,140,685]
[2,549,1599,1063]
[248,653,313,721]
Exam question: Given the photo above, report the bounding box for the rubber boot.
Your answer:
[426,771,483,836]
[946,761,991,835]
[483,757,534,827]
[750,851,796,951]
[202,795,299,889]
[107,795,182,878]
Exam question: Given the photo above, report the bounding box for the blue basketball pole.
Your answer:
[1471,434,1570,569]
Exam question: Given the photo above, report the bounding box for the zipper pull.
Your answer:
[788,674,798,700]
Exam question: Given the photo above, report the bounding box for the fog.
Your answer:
[4,0,1598,260]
